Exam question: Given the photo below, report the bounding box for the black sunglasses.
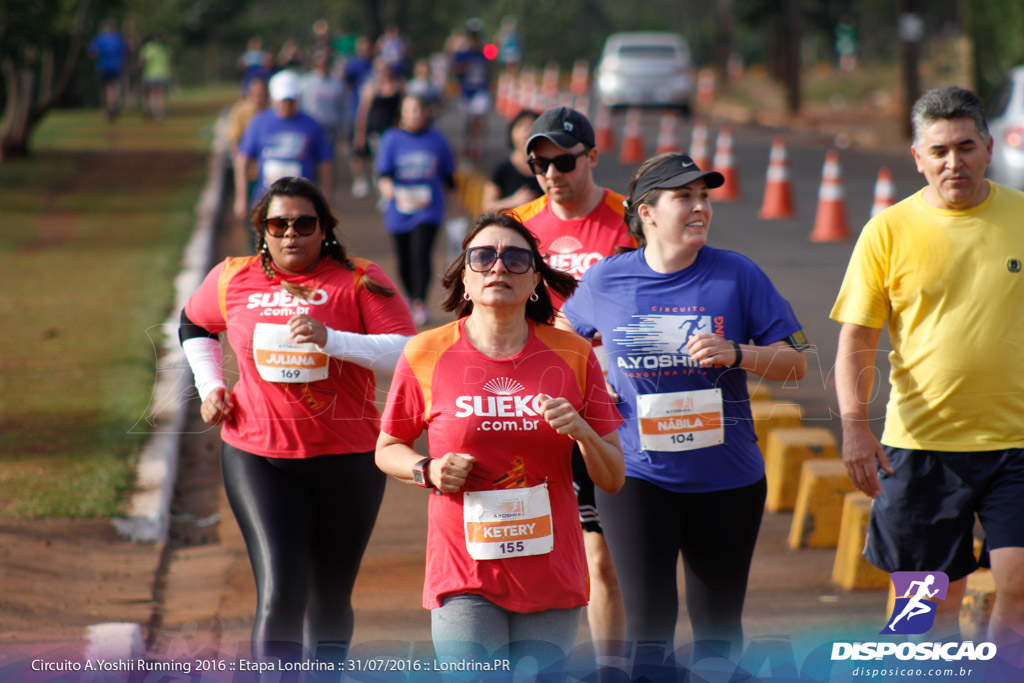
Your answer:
[263,215,319,237]
[527,149,590,175]
[466,246,535,274]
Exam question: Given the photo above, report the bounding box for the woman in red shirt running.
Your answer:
[376,211,624,670]
[180,177,415,664]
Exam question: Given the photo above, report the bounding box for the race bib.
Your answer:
[262,159,302,186]
[252,322,329,383]
[394,184,432,214]
[636,388,724,452]
[463,483,553,560]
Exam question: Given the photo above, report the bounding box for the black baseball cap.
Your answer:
[525,106,595,153]
[630,154,724,203]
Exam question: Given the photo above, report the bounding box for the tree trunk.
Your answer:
[0,0,90,160]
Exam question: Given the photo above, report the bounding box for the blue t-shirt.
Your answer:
[90,31,127,75]
[562,246,803,493]
[453,48,490,97]
[238,110,333,202]
[343,56,373,117]
[375,127,455,234]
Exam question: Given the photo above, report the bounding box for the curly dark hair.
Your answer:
[440,211,577,323]
[251,176,394,298]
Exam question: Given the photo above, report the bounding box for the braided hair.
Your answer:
[251,177,395,298]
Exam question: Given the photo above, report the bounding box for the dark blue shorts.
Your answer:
[865,447,1024,581]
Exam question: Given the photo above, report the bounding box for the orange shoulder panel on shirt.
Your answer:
[602,189,627,219]
[401,321,463,424]
[511,194,549,224]
[217,256,259,323]
[532,324,591,398]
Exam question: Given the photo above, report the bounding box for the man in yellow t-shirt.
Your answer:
[831,86,1024,651]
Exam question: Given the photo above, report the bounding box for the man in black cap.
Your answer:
[514,106,634,656]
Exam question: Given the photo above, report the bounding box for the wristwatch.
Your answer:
[411,457,432,487]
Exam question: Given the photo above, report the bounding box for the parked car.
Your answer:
[988,65,1024,190]
[595,32,694,114]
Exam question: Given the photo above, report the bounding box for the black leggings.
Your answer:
[390,222,439,302]
[220,444,386,662]
[596,475,766,659]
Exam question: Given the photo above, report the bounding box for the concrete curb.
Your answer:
[92,110,229,655]
[112,111,229,544]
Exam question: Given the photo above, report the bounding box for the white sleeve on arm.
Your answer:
[181,337,225,401]
[317,329,412,374]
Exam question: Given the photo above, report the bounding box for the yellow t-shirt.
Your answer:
[830,181,1024,451]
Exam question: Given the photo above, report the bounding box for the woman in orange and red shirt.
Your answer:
[180,177,415,663]
[376,211,624,668]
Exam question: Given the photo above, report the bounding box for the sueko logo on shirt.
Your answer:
[545,236,605,278]
[247,290,328,317]
[455,377,546,432]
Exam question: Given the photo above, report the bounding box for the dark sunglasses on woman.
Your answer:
[526,149,590,175]
[263,215,319,237]
[466,246,535,274]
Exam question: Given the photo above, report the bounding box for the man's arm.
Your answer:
[835,322,892,498]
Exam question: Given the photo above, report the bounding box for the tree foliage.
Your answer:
[966,0,1024,103]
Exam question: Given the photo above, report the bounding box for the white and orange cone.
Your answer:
[697,68,715,109]
[871,167,896,216]
[655,112,681,154]
[594,105,615,153]
[689,123,710,170]
[542,63,560,107]
[619,107,647,165]
[712,127,741,201]
[810,150,851,242]
[570,59,589,97]
[759,136,796,219]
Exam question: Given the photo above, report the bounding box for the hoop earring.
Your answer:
[529,291,539,302]
[260,241,268,253]
[463,292,471,301]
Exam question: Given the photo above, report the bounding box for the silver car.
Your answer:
[988,65,1024,190]
[595,32,694,114]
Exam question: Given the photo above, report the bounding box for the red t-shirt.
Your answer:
[380,318,623,612]
[514,189,635,308]
[184,256,415,458]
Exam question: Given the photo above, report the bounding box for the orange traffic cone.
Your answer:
[495,70,510,118]
[759,137,796,219]
[619,107,647,164]
[595,105,615,153]
[810,150,851,242]
[570,59,589,97]
[655,112,680,154]
[871,167,896,216]
[689,123,710,170]
[712,127,741,201]
[697,68,715,109]
[542,63,560,107]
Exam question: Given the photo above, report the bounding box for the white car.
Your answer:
[595,32,694,114]
[988,65,1024,190]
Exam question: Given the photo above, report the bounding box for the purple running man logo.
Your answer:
[881,571,949,635]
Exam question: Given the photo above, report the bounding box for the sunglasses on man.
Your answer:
[466,246,535,274]
[262,215,319,237]
[527,149,590,175]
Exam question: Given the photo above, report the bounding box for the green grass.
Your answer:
[0,90,231,519]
